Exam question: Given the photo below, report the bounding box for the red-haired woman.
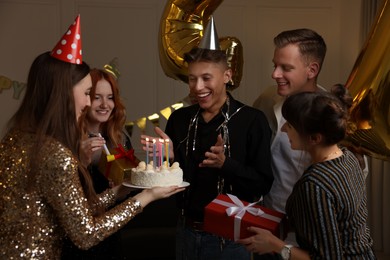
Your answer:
[80,68,135,193]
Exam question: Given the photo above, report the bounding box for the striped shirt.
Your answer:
[286,147,376,259]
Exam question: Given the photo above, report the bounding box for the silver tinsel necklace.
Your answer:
[183,96,245,156]
[181,96,245,193]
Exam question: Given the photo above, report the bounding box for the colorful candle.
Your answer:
[159,139,164,167]
[165,139,169,167]
[145,137,149,165]
[152,139,156,170]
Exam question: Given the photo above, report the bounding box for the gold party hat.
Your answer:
[103,57,120,79]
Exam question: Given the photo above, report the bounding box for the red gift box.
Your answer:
[203,194,286,241]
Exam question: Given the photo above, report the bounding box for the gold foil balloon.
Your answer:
[344,0,390,160]
[159,0,244,90]
[0,75,26,99]
[0,75,12,93]
[220,36,243,90]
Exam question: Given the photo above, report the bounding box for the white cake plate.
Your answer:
[122,181,190,189]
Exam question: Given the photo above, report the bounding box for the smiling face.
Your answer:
[87,78,115,125]
[272,44,318,97]
[73,74,92,121]
[188,61,231,114]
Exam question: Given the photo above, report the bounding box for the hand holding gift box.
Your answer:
[204,194,287,241]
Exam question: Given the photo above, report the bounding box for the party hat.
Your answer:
[198,16,221,50]
[51,15,82,64]
[104,57,121,79]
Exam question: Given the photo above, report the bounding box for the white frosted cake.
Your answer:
[130,161,183,187]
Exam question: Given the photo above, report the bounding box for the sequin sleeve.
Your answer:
[38,142,142,250]
[96,189,117,210]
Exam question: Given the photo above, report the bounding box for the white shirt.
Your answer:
[262,98,311,213]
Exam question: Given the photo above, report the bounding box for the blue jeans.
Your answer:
[176,217,251,260]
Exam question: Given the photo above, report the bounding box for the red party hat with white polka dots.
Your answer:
[50,15,82,64]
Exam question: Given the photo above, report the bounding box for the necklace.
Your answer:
[180,96,245,157]
[216,96,245,157]
[179,95,245,194]
[322,148,342,161]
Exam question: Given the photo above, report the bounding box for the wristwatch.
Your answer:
[280,244,293,260]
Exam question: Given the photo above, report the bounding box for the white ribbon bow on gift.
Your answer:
[225,194,263,241]
[225,193,264,218]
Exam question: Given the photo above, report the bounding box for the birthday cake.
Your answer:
[130,161,183,187]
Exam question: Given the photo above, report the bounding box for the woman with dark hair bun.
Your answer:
[238,85,376,259]
[282,84,351,147]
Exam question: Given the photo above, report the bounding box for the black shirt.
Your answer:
[166,93,273,221]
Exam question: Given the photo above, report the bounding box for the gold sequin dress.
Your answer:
[0,129,142,259]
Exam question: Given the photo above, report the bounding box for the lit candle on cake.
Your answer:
[152,139,156,170]
[145,137,149,165]
[165,139,169,167]
[159,139,164,168]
